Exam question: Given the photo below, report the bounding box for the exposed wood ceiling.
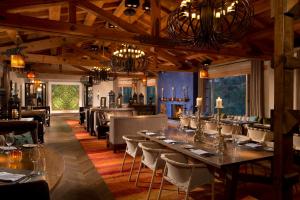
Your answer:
[0,0,291,76]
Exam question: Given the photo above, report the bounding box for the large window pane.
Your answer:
[147,86,156,104]
[208,75,246,115]
[122,87,132,103]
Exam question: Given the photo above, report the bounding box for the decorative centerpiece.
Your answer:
[215,97,226,155]
[193,97,205,142]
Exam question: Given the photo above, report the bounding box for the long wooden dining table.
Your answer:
[138,128,274,200]
[0,146,64,191]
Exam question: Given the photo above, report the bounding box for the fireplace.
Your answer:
[171,104,184,119]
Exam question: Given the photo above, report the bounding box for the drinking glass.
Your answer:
[5,132,15,147]
[29,146,41,174]
[0,135,5,146]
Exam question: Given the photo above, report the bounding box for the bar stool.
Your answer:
[158,153,214,200]
[121,135,147,181]
[136,141,173,200]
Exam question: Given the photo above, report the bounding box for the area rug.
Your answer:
[66,119,298,200]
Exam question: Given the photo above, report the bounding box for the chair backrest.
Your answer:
[180,116,190,127]
[293,134,300,149]
[247,128,273,142]
[205,121,217,131]
[161,153,212,189]
[0,180,50,200]
[122,135,145,156]
[138,142,168,169]
[189,117,197,129]
[221,124,233,135]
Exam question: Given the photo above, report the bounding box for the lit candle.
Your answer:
[196,97,202,107]
[216,97,223,108]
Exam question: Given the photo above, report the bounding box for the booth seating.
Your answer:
[108,114,168,152]
[0,120,39,144]
[88,107,135,136]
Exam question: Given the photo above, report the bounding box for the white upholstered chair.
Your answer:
[293,134,300,151]
[180,116,190,128]
[221,124,234,136]
[121,135,147,181]
[158,153,214,200]
[247,127,273,143]
[136,142,172,200]
[205,121,217,131]
[189,117,197,129]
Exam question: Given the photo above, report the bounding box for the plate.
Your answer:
[22,144,38,148]
[140,130,148,133]
[155,136,166,140]
[182,144,194,149]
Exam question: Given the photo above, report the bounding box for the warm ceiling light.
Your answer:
[11,54,25,68]
[125,0,140,8]
[142,0,150,11]
[142,76,147,86]
[199,69,208,79]
[27,71,36,79]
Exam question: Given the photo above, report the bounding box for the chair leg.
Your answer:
[184,188,190,200]
[177,187,180,198]
[211,179,215,200]
[120,151,127,173]
[128,156,137,182]
[157,177,165,200]
[146,168,157,200]
[135,159,143,187]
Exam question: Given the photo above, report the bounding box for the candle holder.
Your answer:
[193,105,205,142]
[215,107,226,155]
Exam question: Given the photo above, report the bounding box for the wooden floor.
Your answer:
[44,114,114,200]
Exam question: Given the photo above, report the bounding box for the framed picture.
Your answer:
[100,97,107,108]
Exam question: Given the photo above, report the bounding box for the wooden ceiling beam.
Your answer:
[151,0,161,37]
[0,37,77,53]
[69,1,77,23]
[71,65,90,72]
[112,0,126,17]
[1,53,100,66]
[66,44,110,61]
[33,68,88,75]
[83,1,104,26]
[5,29,21,44]
[0,0,68,12]
[49,6,61,21]
[74,0,147,34]
[0,12,271,59]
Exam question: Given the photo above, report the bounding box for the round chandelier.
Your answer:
[167,0,254,49]
[90,65,111,84]
[112,44,147,73]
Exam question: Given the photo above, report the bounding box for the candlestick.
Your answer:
[216,97,223,108]
[215,107,226,155]
[196,97,202,107]
[193,103,204,142]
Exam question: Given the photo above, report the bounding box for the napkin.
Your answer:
[190,149,209,155]
[0,146,17,151]
[145,132,157,136]
[185,129,195,133]
[245,143,262,148]
[163,139,177,144]
[0,172,26,182]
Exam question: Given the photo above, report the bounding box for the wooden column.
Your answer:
[273,0,297,199]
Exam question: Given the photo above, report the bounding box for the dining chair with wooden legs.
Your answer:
[121,135,146,182]
[135,141,172,200]
[157,153,214,200]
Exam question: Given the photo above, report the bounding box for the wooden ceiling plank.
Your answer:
[69,1,77,23]
[113,0,126,17]
[67,44,110,61]
[71,65,89,71]
[74,0,147,34]
[49,6,61,21]
[5,29,21,44]
[1,0,68,12]
[151,0,161,37]
[0,37,77,53]
[83,1,104,26]
[0,12,271,59]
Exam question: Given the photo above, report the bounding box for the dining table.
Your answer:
[0,146,64,192]
[137,128,274,200]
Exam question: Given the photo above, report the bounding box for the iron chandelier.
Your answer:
[167,0,254,49]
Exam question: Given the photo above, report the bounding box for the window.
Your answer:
[147,86,156,104]
[206,75,246,115]
[122,87,132,104]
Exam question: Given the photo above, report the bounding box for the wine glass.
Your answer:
[0,135,5,146]
[5,132,15,148]
[29,147,41,174]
